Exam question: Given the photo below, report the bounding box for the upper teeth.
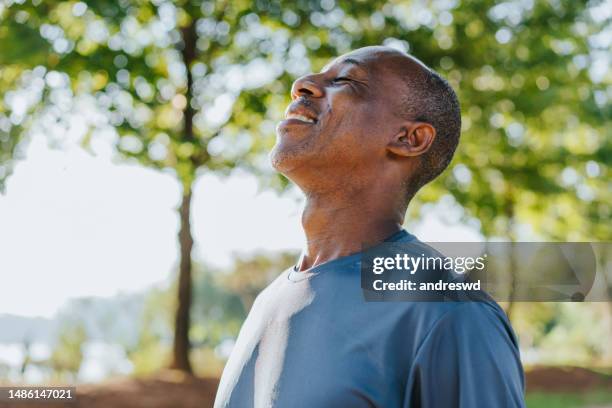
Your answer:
[287,113,315,123]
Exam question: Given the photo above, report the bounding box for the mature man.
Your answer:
[214,46,525,408]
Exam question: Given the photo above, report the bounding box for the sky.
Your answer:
[0,134,480,318]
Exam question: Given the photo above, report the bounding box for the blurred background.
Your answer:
[0,0,610,407]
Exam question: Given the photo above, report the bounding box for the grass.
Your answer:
[526,390,612,408]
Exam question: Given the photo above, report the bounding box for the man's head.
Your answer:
[270,46,461,203]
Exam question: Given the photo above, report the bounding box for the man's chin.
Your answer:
[269,142,310,176]
[269,145,294,174]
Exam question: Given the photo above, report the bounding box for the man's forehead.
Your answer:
[321,46,428,77]
[322,47,394,71]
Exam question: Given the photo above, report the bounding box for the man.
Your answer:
[214,46,525,408]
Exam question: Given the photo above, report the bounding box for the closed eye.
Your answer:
[333,77,351,83]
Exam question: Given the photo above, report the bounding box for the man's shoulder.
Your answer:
[417,300,519,355]
[254,267,292,298]
[436,300,510,330]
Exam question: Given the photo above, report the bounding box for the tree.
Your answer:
[0,0,292,373]
[49,323,87,382]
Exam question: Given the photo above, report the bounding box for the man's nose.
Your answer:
[291,75,324,100]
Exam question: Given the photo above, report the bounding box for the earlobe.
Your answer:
[387,123,436,157]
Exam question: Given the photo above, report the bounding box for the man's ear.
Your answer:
[386,122,436,157]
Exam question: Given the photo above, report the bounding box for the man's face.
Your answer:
[270,46,411,188]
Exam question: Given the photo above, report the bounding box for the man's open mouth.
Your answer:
[285,113,316,124]
[284,102,319,125]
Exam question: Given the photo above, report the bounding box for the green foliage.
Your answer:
[190,267,246,349]
[1,1,607,243]
[125,287,174,376]
[4,1,605,233]
[526,390,612,408]
[221,251,297,310]
[513,302,612,365]
[49,322,87,381]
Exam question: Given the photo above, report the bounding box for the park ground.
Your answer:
[0,366,611,408]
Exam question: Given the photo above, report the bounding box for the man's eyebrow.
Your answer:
[321,57,366,73]
[340,58,364,67]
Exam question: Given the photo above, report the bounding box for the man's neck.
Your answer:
[297,188,406,272]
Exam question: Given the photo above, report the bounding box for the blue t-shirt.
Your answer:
[215,230,525,408]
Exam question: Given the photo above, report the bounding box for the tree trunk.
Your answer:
[171,185,194,374]
[505,241,518,321]
[504,188,517,321]
[169,17,198,374]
